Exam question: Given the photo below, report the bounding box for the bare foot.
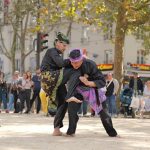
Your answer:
[66,97,82,103]
[52,128,63,136]
[52,131,63,136]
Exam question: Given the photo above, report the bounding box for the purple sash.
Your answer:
[76,86,106,114]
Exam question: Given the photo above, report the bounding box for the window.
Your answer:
[104,49,113,64]
[4,0,10,24]
[81,26,89,44]
[15,59,21,71]
[137,50,145,64]
[135,28,144,40]
[0,57,3,70]
[0,0,3,11]
[103,24,113,40]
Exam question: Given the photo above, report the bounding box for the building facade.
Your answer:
[0,0,149,80]
[1,23,150,78]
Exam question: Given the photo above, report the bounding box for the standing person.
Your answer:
[129,72,144,112]
[0,72,8,113]
[129,72,143,96]
[18,72,33,114]
[12,71,21,113]
[105,73,119,117]
[40,32,70,113]
[30,69,41,114]
[140,80,150,118]
[8,77,15,112]
[53,49,118,137]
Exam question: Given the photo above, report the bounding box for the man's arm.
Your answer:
[113,79,119,95]
[79,76,96,87]
[82,60,106,88]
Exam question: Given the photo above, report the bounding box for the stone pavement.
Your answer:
[0,113,150,150]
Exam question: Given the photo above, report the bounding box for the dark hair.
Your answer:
[69,49,81,59]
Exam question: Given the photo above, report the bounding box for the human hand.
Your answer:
[66,97,82,103]
[79,76,89,85]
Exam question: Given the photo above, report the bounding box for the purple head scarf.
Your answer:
[69,48,83,62]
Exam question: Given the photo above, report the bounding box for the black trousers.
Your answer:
[67,101,117,136]
[54,101,117,137]
[54,68,81,127]
[56,84,67,109]
[13,90,18,112]
[55,68,81,110]
[19,89,31,112]
[30,90,41,113]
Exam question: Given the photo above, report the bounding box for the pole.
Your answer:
[36,32,41,69]
[36,0,40,69]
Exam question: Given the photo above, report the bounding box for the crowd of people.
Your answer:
[0,69,41,114]
[0,32,150,137]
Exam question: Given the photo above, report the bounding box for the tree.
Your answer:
[0,0,19,73]
[0,25,17,74]
[11,0,37,73]
[141,26,150,55]
[0,0,36,74]
[103,1,150,105]
[54,0,150,107]
[100,0,150,107]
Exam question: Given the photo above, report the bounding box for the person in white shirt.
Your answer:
[18,72,33,114]
[140,80,150,118]
[105,73,119,117]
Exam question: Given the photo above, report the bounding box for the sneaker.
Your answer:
[91,113,95,117]
[78,114,82,117]
[83,114,89,117]
[24,111,30,114]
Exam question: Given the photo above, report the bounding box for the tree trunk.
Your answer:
[11,57,16,74]
[20,36,25,74]
[114,3,127,109]
[11,32,17,74]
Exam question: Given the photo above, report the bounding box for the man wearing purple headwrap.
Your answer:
[53,49,118,137]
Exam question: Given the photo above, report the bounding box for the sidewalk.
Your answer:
[0,113,150,150]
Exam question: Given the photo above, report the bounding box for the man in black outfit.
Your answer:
[40,32,70,113]
[53,49,118,137]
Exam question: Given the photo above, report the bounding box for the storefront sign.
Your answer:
[130,64,150,71]
[97,64,113,71]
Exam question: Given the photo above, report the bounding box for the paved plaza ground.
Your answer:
[0,113,150,150]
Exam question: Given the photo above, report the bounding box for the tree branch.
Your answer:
[128,13,150,26]
[0,28,11,59]
[23,12,29,36]
[25,49,34,57]
[133,0,150,11]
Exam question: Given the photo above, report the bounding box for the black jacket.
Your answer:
[65,59,106,99]
[40,48,70,71]
[129,77,144,93]
[80,59,106,88]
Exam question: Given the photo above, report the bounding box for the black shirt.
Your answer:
[40,47,70,71]
[105,81,114,97]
